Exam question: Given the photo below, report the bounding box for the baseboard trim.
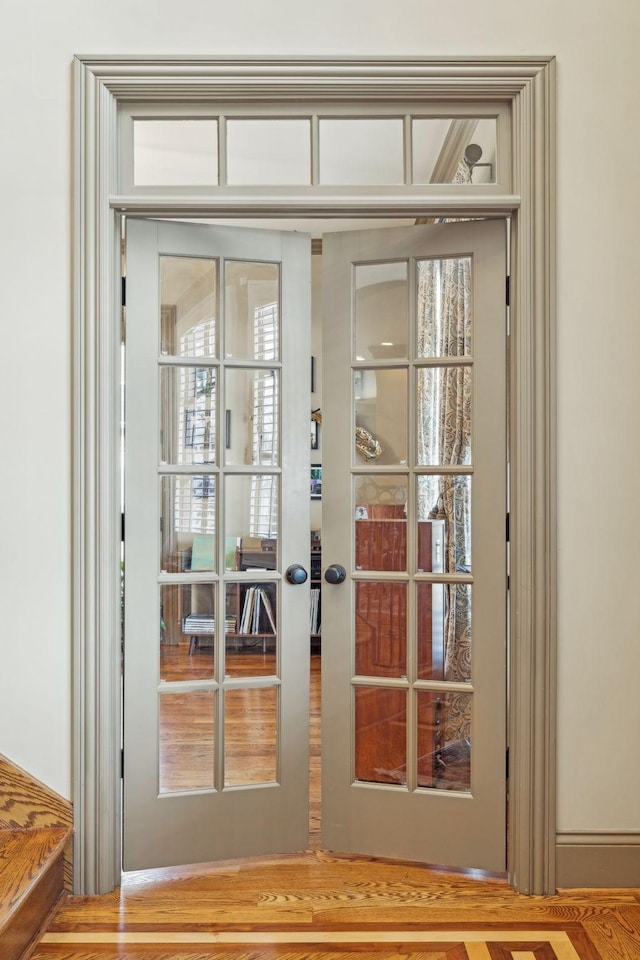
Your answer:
[556,833,640,887]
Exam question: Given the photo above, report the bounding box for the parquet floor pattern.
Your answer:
[34,851,640,960]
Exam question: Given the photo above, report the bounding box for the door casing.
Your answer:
[73,55,556,895]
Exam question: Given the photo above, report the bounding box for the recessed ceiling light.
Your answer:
[381,341,394,346]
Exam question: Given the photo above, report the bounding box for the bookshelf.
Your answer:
[176,538,321,653]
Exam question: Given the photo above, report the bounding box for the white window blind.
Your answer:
[249,300,278,537]
[175,322,217,534]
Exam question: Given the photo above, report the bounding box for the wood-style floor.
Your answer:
[157,645,321,820]
[34,653,640,960]
[36,853,640,959]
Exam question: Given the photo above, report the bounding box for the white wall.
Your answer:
[2,0,640,837]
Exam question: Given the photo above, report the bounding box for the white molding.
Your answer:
[73,55,556,896]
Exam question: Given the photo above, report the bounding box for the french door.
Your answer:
[124,216,507,873]
[123,218,311,869]
[321,219,507,872]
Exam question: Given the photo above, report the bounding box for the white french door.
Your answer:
[321,219,507,872]
[123,216,507,874]
[123,219,311,870]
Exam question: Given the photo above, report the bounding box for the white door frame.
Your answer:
[73,56,556,895]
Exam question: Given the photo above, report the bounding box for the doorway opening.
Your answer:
[74,55,556,895]
[122,213,508,873]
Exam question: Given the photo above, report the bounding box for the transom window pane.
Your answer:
[410,118,451,184]
[226,120,311,185]
[412,117,497,184]
[319,119,404,185]
[134,120,218,186]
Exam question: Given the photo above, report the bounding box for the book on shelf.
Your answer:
[190,534,215,571]
[238,585,277,635]
[239,586,255,634]
[183,614,238,635]
[225,536,240,571]
[260,589,277,633]
[310,587,321,635]
[182,613,215,634]
[251,589,260,633]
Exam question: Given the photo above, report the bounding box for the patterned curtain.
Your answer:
[416,157,473,748]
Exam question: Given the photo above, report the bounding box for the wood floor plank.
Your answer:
[37,868,640,960]
[563,926,604,960]
[610,904,640,937]
[581,912,640,960]
[31,952,478,960]
[48,853,640,934]
[30,928,604,960]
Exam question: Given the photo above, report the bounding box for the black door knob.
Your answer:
[324,563,347,584]
[285,564,308,585]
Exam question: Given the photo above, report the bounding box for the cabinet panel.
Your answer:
[353,519,445,783]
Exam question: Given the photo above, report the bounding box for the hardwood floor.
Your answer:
[35,852,640,959]
[33,652,640,959]
[158,645,322,838]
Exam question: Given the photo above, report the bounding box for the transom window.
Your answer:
[120,104,509,192]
